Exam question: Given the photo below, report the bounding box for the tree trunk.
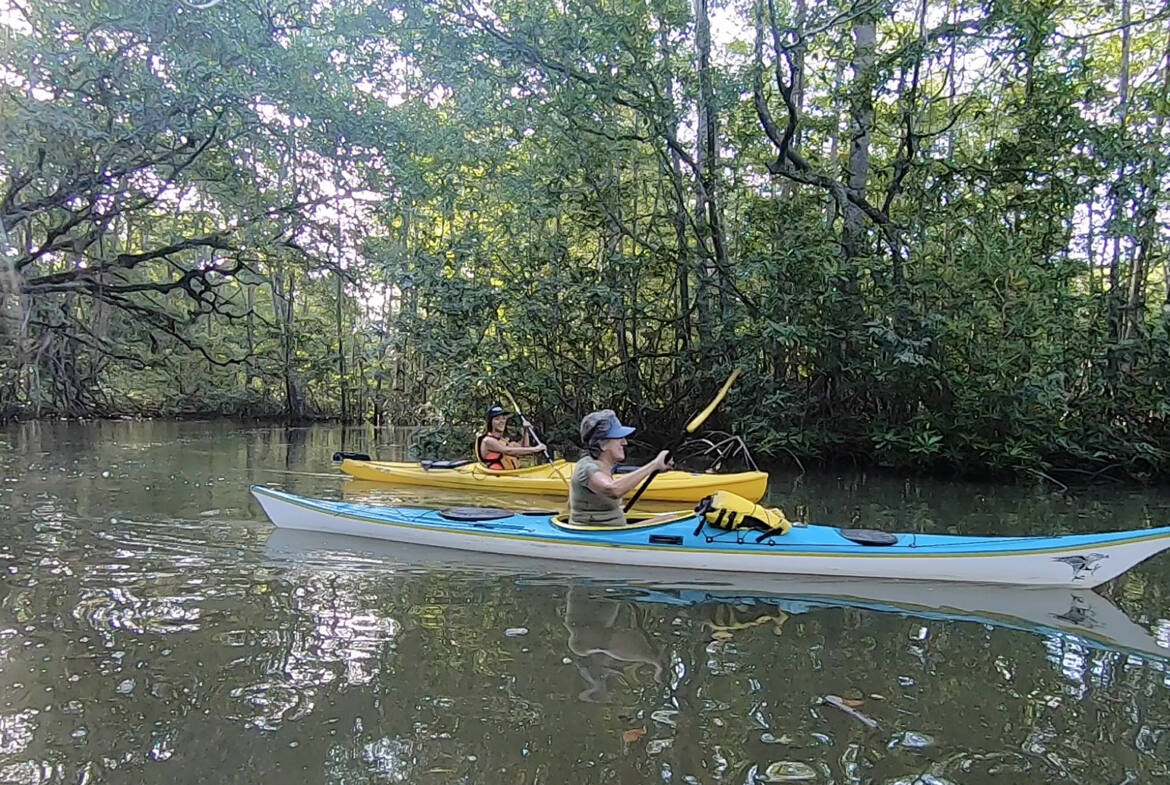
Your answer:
[693,0,715,347]
[779,0,807,202]
[673,160,693,353]
[271,266,304,421]
[1107,0,1131,344]
[336,266,348,423]
[286,272,304,419]
[245,282,257,388]
[792,0,806,130]
[1127,23,1170,339]
[1161,30,1170,316]
[692,0,729,351]
[842,13,876,262]
[654,7,693,355]
[826,58,846,224]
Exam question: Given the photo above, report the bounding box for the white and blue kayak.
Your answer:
[250,485,1170,588]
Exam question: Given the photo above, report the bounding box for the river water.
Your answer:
[2,420,1170,784]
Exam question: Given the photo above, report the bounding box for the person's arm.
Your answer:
[482,435,544,457]
[587,451,672,498]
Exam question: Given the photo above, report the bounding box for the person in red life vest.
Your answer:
[477,405,545,470]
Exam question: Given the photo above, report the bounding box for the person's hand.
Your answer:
[521,417,533,430]
[652,450,673,472]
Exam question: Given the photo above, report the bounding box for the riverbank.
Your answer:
[3,411,1168,488]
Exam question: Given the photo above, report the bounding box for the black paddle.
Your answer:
[503,390,557,467]
[623,369,742,512]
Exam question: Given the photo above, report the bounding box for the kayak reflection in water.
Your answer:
[477,404,545,470]
[569,410,673,526]
[695,601,788,641]
[563,585,666,702]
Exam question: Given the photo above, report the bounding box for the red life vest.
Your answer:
[477,434,519,470]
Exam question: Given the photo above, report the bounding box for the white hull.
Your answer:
[252,488,1170,588]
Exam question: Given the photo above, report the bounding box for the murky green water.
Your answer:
[2,420,1170,784]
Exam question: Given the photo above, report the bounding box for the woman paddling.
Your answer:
[569,410,672,526]
[477,405,545,470]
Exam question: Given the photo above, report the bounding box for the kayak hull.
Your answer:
[250,485,1170,588]
[338,458,768,503]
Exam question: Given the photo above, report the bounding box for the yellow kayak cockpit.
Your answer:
[551,492,792,536]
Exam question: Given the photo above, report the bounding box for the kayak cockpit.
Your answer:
[838,528,900,546]
[551,510,695,532]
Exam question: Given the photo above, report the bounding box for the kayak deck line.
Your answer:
[250,485,1170,588]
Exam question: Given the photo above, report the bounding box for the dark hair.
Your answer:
[485,405,508,435]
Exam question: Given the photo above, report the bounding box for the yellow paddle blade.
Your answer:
[503,389,523,417]
[685,369,741,433]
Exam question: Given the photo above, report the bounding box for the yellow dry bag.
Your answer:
[697,491,792,535]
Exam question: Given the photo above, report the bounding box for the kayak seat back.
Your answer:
[333,451,372,462]
[422,459,474,470]
[839,528,898,546]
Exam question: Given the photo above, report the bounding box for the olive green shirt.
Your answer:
[569,456,626,527]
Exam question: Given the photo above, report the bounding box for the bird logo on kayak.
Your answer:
[1052,553,1107,581]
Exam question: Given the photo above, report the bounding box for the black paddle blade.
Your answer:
[332,451,371,462]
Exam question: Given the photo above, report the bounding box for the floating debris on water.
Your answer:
[819,695,878,729]
[758,761,819,782]
[889,730,936,750]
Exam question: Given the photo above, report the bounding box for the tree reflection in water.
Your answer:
[2,421,1170,784]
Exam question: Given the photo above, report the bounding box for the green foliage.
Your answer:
[2,0,1169,480]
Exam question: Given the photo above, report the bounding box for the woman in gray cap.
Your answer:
[569,410,672,526]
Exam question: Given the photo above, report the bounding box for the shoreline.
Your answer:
[2,415,1165,488]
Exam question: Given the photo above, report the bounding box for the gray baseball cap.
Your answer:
[580,409,636,442]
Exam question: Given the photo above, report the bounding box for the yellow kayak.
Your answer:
[337,458,768,503]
